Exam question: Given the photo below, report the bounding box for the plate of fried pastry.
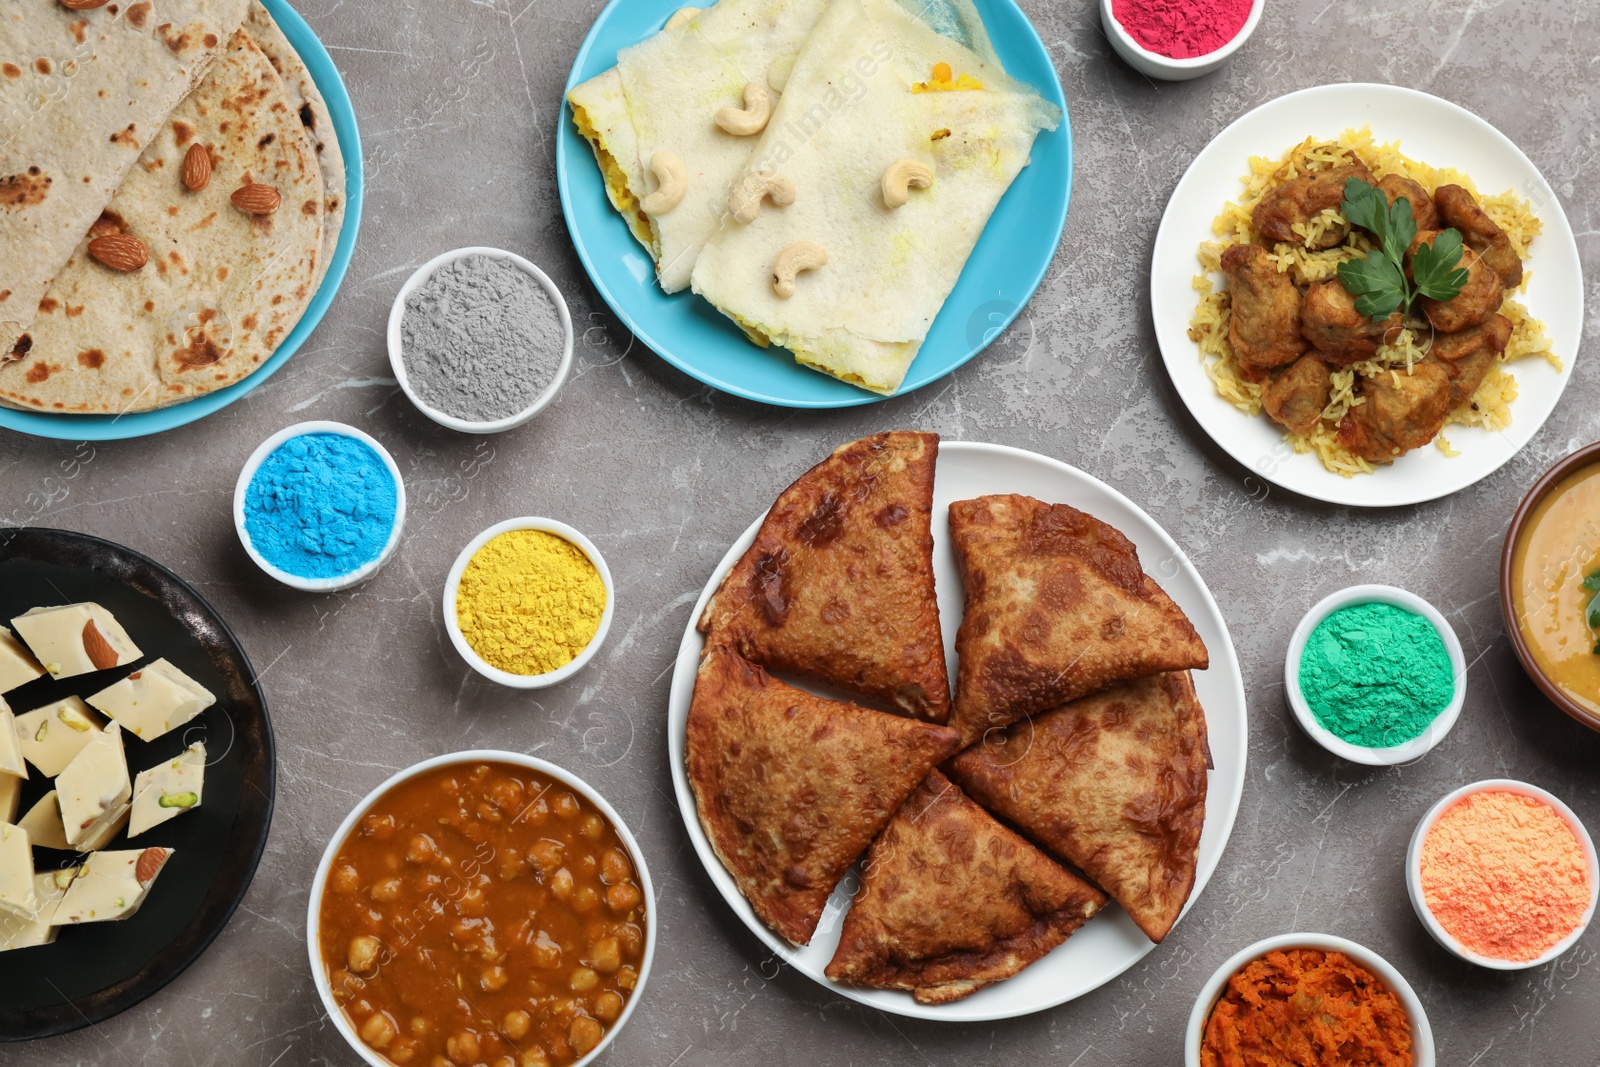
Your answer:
[666,431,1247,1020]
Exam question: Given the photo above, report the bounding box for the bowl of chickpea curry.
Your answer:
[308,753,654,1067]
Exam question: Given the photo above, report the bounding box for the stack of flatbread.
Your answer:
[568,0,1058,396]
[686,430,1214,1004]
[0,0,344,415]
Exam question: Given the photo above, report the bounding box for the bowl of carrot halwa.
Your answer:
[307,751,655,1067]
[1185,933,1434,1067]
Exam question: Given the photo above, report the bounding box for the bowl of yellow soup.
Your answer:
[1502,442,1600,731]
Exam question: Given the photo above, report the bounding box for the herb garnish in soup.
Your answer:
[318,762,647,1066]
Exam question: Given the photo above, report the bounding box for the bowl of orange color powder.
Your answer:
[1407,780,1598,970]
[1184,932,1434,1067]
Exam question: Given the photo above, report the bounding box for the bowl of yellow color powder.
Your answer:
[444,518,615,688]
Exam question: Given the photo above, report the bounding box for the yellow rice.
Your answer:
[1188,127,1559,477]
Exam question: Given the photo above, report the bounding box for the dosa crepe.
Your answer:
[689,0,1058,393]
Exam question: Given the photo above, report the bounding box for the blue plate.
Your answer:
[0,0,364,441]
[556,0,1071,408]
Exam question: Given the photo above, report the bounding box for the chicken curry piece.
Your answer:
[1434,183,1522,289]
[1337,362,1452,463]
[1301,279,1403,363]
[1221,243,1305,379]
[1261,355,1333,437]
[1251,159,1374,249]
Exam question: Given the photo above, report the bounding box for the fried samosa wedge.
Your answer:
[698,431,950,722]
[947,494,1209,745]
[686,645,961,946]
[947,673,1210,944]
[825,771,1108,1004]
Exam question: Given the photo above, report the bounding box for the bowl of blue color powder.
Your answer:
[234,421,407,592]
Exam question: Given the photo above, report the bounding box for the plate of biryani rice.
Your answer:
[1151,83,1582,507]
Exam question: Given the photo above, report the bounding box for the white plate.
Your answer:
[665,441,1248,1021]
[1151,83,1584,508]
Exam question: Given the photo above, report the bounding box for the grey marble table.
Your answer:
[4,0,1599,1063]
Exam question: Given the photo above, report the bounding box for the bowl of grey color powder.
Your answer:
[389,246,574,433]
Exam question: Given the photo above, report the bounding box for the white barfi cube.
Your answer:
[15,698,106,777]
[11,603,141,680]
[57,724,131,849]
[0,628,44,694]
[16,791,69,851]
[0,774,19,825]
[55,847,172,924]
[0,869,78,951]
[129,742,206,838]
[0,700,26,778]
[87,659,215,742]
[0,822,34,917]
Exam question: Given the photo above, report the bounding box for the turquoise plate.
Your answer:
[556,0,1070,407]
[0,0,364,441]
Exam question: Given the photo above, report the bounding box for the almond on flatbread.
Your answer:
[945,494,1209,745]
[825,771,1108,1004]
[243,0,346,286]
[948,672,1210,944]
[698,430,950,723]
[685,644,960,946]
[0,0,248,357]
[0,29,322,414]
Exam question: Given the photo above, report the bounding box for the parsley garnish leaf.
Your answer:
[1588,589,1600,632]
[1334,177,1467,322]
[1414,229,1471,301]
[1337,256,1405,320]
[1340,178,1390,244]
[1581,568,1600,593]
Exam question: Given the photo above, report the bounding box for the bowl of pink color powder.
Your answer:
[1406,780,1598,970]
[1101,0,1263,81]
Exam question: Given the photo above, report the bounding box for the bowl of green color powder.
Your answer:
[389,246,574,434]
[1285,585,1466,765]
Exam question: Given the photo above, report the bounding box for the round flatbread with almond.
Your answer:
[244,0,345,284]
[0,28,322,414]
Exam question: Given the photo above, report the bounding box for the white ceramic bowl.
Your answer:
[1185,933,1435,1067]
[388,246,575,434]
[1100,0,1263,81]
[443,517,616,689]
[234,420,406,593]
[306,750,656,1067]
[1285,584,1466,766]
[1406,779,1599,970]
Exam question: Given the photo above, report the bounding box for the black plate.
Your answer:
[0,528,275,1041]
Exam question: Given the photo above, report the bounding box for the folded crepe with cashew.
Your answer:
[689,0,1058,394]
[0,27,324,414]
[567,0,831,293]
[566,0,1000,294]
